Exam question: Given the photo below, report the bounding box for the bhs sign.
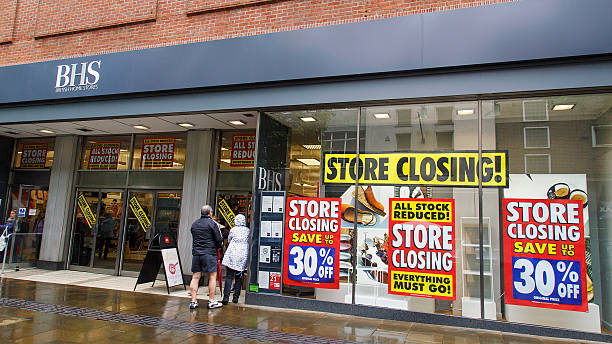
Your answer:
[55,60,101,93]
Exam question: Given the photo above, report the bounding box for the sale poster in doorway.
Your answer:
[283,197,341,289]
[141,137,175,168]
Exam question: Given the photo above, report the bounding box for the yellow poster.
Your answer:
[129,196,151,231]
[324,151,508,187]
[77,194,96,228]
[218,198,235,229]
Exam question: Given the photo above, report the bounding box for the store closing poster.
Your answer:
[502,198,587,311]
[283,197,341,289]
[388,198,456,300]
[141,137,175,167]
[20,143,48,168]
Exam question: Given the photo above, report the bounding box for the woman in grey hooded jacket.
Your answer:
[221,214,250,304]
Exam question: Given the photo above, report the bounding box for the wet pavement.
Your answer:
[0,273,603,343]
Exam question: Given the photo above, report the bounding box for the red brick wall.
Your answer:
[35,0,158,38]
[0,0,515,67]
[0,0,18,44]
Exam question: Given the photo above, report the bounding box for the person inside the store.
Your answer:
[189,205,224,310]
[0,209,17,262]
[221,214,250,305]
[97,212,116,259]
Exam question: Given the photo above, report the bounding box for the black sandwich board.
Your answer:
[134,233,187,294]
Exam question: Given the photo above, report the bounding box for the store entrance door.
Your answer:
[215,191,252,234]
[6,185,48,265]
[120,191,181,276]
[69,190,124,274]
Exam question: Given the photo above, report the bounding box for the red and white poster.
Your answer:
[141,137,175,168]
[283,197,341,289]
[503,198,587,311]
[161,248,184,287]
[20,143,48,168]
[230,134,255,167]
[269,272,281,290]
[88,142,121,169]
[388,198,456,300]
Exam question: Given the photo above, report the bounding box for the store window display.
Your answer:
[250,94,612,334]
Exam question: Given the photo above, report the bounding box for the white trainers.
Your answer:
[207,300,223,309]
[189,301,198,309]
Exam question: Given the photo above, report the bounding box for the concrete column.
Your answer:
[178,130,214,275]
[39,135,78,269]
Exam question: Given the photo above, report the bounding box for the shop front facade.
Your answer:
[1,0,612,341]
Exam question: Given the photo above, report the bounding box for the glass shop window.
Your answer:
[218,131,256,170]
[131,133,187,170]
[79,135,132,170]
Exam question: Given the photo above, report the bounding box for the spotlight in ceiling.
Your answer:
[178,122,194,128]
[457,109,474,116]
[300,117,316,122]
[302,144,321,150]
[229,120,246,125]
[220,159,231,164]
[552,104,575,111]
[373,113,390,119]
[133,125,149,130]
[39,129,54,134]
[297,158,320,166]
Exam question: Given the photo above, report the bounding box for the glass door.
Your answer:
[119,191,182,276]
[69,190,101,268]
[92,191,124,270]
[6,185,48,264]
[120,191,155,274]
[69,189,124,273]
[215,191,252,235]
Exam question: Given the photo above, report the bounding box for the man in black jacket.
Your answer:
[189,205,223,309]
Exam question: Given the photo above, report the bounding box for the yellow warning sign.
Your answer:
[77,194,96,228]
[324,151,508,187]
[129,196,151,232]
[218,198,236,229]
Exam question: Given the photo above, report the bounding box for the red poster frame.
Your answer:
[282,197,341,289]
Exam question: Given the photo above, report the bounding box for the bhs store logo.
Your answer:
[55,60,101,93]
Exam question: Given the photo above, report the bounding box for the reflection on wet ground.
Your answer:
[0,276,601,343]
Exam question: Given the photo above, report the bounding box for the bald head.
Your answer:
[201,205,212,216]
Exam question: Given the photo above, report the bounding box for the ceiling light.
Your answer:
[302,144,321,150]
[221,147,229,151]
[294,182,314,187]
[552,104,575,111]
[297,158,320,166]
[178,122,194,128]
[133,125,149,130]
[300,117,316,122]
[220,159,231,164]
[229,120,246,125]
[120,149,128,152]
[457,109,474,116]
[39,129,54,134]
[373,113,390,119]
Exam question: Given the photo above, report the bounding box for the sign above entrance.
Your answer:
[141,137,175,168]
[20,143,48,169]
[230,134,256,167]
[88,141,121,169]
[324,151,508,188]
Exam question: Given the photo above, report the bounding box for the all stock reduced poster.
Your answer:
[502,199,587,311]
[388,198,456,300]
[88,142,121,169]
[283,197,341,289]
[230,134,255,167]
